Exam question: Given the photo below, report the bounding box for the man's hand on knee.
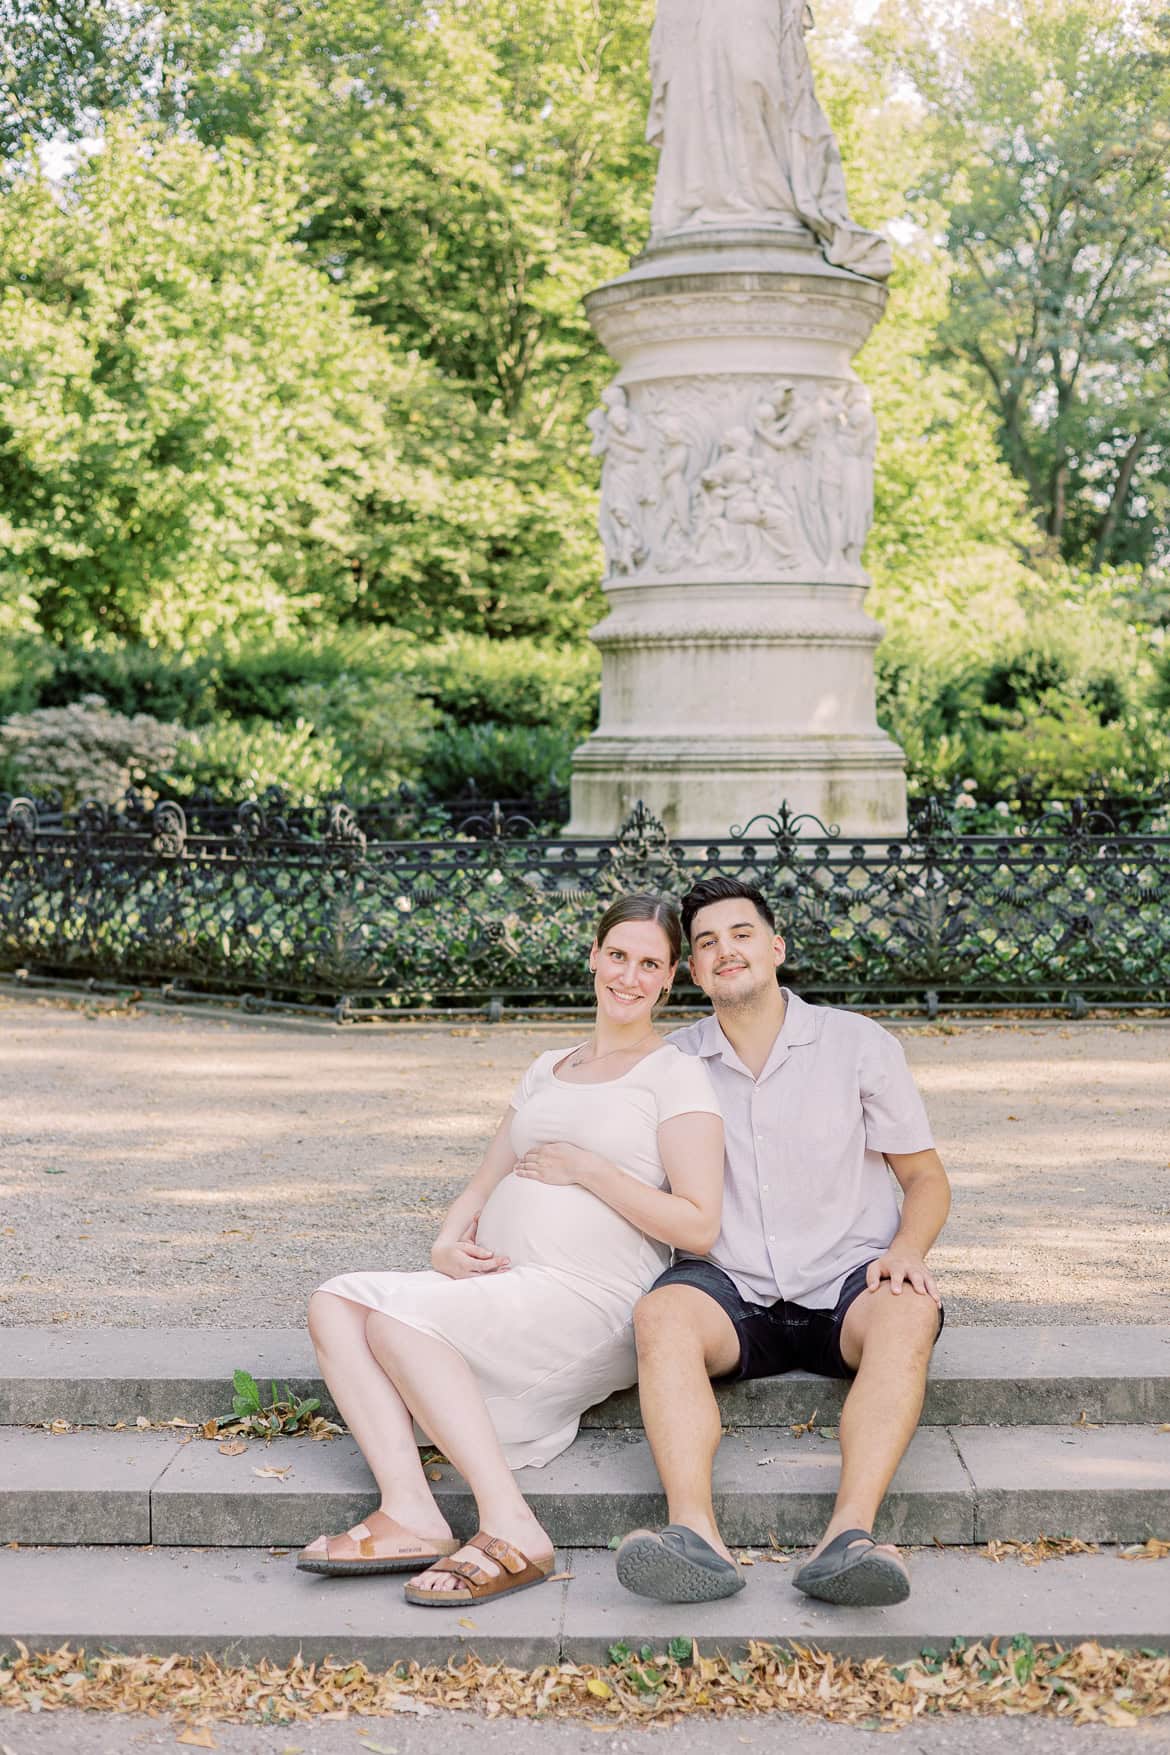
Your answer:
[864,1249,939,1303]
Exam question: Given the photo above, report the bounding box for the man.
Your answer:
[616,876,950,1607]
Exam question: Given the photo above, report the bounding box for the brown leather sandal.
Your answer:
[403,1532,555,1607]
[297,1509,460,1576]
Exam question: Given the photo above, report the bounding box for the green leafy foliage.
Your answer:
[217,1369,330,1438]
[0,0,1166,809]
[875,0,1170,574]
[424,721,576,802]
[163,718,350,804]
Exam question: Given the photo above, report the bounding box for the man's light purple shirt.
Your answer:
[670,990,935,1310]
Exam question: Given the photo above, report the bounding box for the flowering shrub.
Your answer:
[0,695,184,806]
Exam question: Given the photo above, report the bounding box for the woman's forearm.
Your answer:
[578,1157,719,1254]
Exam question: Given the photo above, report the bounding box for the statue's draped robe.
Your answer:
[648,0,892,280]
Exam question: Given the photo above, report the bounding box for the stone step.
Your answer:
[2,1544,1168,1666]
[3,1423,1168,1551]
[5,1325,1170,1429]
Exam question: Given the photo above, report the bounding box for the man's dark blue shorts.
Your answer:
[649,1257,945,1383]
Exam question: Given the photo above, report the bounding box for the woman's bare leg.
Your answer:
[365,1312,554,1595]
[306,1291,451,1545]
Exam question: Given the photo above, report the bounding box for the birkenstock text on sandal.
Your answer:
[615,1523,744,1603]
[403,1532,555,1608]
[792,1528,911,1606]
[297,1510,460,1577]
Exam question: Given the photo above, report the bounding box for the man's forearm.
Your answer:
[889,1162,951,1258]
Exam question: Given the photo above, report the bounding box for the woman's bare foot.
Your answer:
[409,1510,554,1596]
[299,1503,455,1570]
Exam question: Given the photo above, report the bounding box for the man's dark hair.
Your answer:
[680,877,776,944]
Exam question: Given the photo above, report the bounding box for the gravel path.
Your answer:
[1,996,1167,1329]
[1,1706,1167,1754]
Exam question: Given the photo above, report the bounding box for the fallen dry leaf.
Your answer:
[355,1740,398,1754]
[1120,1538,1170,1561]
[218,1441,248,1458]
[457,1617,477,1631]
[252,1465,293,1480]
[176,1728,217,1748]
[790,1409,819,1438]
[5,1632,1170,1730]
[135,1416,151,1429]
[981,1537,1099,1565]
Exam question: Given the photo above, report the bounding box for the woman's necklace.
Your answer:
[569,1030,658,1069]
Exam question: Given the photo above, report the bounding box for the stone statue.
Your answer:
[840,384,877,567]
[647,0,893,280]
[696,426,806,572]
[588,386,653,576]
[754,380,825,561]
[652,414,696,568]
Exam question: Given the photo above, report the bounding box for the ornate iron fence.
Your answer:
[1,791,1167,1017]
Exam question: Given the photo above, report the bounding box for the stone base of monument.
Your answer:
[568,574,907,840]
[569,224,909,842]
[569,734,907,842]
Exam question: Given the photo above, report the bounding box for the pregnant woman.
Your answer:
[298,892,724,1609]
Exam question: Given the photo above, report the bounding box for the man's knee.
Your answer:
[845,1284,939,1367]
[634,1285,739,1376]
[633,1286,691,1352]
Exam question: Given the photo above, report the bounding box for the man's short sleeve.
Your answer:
[858,1024,934,1155]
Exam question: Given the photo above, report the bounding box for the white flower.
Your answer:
[486,869,504,887]
[1050,800,1065,812]
[961,778,978,792]
[994,801,1012,815]
[954,793,976,809]
[396,896,412,913]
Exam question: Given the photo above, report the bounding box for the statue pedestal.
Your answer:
[568,226,907,840]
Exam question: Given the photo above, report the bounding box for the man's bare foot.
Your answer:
[793,1524,910,1606]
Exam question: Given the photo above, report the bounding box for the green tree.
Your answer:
[878,0,1170,575]
[0,0,154,168]
[0,120,516,647]
[138,0,659,636]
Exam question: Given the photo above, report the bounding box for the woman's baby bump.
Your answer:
[475,1171,649,1281]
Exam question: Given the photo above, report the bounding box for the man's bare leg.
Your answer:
[631,1285,742,1561]
[808,1284,940,1574]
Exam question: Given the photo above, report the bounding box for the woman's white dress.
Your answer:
[317,1044,721,1467]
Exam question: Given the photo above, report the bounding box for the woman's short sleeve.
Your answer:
[652,1047,723,1123]
[509,1050,556,1110]
[509,1054,541,1110]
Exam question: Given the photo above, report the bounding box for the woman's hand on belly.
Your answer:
[515,1141,604,1189]
[431,1216,510,1279]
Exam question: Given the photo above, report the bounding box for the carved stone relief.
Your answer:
[588,375,876,582]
